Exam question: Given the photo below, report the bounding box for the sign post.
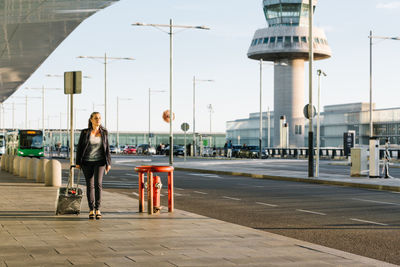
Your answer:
[181,122,189,161]
[64,71,82,186]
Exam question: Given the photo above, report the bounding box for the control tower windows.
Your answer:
[284,36,291,44]
[293,36,299,43]
[264,4,280,19]
[263,37,269,44]
[301,36,307,43]
[270,36,276,44]
[314,38,320,44]
[258,38,263,44]
[277,36,283,43]
[281,4,301,18]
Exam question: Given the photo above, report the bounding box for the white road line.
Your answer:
[124,173,136,176]
[254,186,265,188]
[350,218,388,226]
[132,192,139,197]
[256,202,278,207]
[296,209,326,216]
[160,194,165,197]
[194,191,208,195]
[222,196,241,201]
[187,173,222,179]
[174,193,183,196]
[352,198,400,206]
[391,191,400,194]
[175,187,185,191]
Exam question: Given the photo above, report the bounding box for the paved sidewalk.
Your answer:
[0,170,396,266]
[173,159,400,192]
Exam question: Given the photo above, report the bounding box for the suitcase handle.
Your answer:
[67,165,81,195]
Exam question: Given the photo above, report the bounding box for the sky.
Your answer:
[5,0,400,133]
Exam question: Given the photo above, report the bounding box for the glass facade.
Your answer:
[263,2,316,27]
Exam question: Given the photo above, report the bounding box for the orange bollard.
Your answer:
[153,176,162,213]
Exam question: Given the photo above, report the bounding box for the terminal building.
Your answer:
[226,102,400,147]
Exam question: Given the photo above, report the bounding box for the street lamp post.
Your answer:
[368,32,400,137]
[308,0,314,178]
[315,69,327,178]
[192,77,214,156]
[133,20,210,165]
[148,89,166,146]
[77,55,134,129]
[207,104,213,148]
[117,97,132,149]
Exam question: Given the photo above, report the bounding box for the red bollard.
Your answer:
[153,176,162,213]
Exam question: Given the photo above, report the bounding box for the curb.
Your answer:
[174,167,400,192]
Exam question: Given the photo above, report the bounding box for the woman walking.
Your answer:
[76,112,111,219]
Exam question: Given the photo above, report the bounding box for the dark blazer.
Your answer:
[76,127,111,167]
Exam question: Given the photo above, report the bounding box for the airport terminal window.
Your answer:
[263,37,269,44]
[270,36,276,43]
[301,36,307,43]
[295,125,302,135]
[293,36,299,43]
[284,36,291,43]
[258,38,263,45]
[277,36,283,43]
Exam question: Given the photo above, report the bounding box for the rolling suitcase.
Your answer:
[56,165,83,215]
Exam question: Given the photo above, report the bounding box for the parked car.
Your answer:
[164,145,184,156]
[110,145,118,154]
[123,145,137,154]
[238,146,268,159]
[60,146,69,152]
[232,145,242,158]
[202,146,216,157]
[136,144,156,155]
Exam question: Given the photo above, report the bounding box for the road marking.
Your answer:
[256,202,278,207]
[222,196,241,201]
[391,191,400,194]
[175,187,185,191]
[352,198,400,206]
[132,192,139,196]
[350,218,388,226]
[187,173,222,179]
[296,209,326,216]
[194,191,208,195]
[174,193,183,196]
[254,185,265,188]
[124,173,136,176]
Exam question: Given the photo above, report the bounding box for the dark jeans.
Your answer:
[81,160,106,210]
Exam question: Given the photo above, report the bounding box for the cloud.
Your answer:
[377,2,400,9]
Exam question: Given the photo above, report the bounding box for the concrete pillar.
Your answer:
[27,158,39,180]
[19,157,28,178]
[4,154,9,171]
[45,159,61,187]
[36,158,49,183]
[0,154,5,171]
[8,155,14,173]
[13,156,20,176]
[274,59,305,147]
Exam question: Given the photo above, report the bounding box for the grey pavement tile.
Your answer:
[168,257,237,267]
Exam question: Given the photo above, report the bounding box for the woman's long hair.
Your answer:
[88,112,103,129]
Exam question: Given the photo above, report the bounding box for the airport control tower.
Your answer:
[248,0,331,147]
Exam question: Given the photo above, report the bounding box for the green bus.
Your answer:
[7,130,44,157]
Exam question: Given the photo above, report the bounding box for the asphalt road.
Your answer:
[62,156,400,265]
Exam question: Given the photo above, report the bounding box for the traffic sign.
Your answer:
[181,122,189,132]
[303,104,316,119]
